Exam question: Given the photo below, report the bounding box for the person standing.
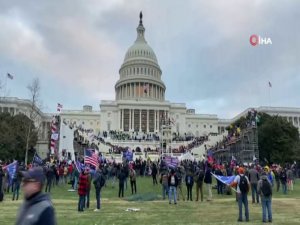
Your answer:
[77,169,88,212]
[118,168,126,198]
[185,171,194,201]
[195,167,204,202]
[85,168,92,209]
[248,165,260,203]
[12,170,22,201]
[0,165,4,202]
[93,167,105,212]
[230,167,250,222]
[45,166,53,193]
[204,164,212,201]
[258,170,273,223]
[129,167,137,194]
[160,171,169,200]
[15,167,57,225]
[151,163,158,185]
[168,169,178,204]
[287,167,294,191]
[280,168,287,194]
[176,166,185,201]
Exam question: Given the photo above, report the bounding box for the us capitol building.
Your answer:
[1,13,300,160]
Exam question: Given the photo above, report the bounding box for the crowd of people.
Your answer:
[1,155,299,224]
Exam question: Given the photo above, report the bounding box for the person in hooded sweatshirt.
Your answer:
[15,167,57,225]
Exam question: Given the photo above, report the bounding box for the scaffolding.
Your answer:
[213,126,259,163]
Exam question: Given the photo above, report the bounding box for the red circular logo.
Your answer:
[250,34,259,46]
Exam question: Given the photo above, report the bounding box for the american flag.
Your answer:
[84,149,99,168]
[57,103,63,112]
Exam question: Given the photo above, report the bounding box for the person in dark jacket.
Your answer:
[15,166,57,225]
[151,163,158,185]
[118,168,126,198]
[78,170,88,212]
[204,164,212,201]
[280,168,287,194]
[168,169,179,204]
[12,170,22,201]
[195,167,204,202]
[185,171,194,201]
[93,167,104,211]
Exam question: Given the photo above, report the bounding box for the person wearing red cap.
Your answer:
[230,167,250,222]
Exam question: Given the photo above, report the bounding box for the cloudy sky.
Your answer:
[0,0,299,118]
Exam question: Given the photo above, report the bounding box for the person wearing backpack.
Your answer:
[93,166,105,212]
[257,170,273,223]
[230,167,250,222]
[168,169,179,204]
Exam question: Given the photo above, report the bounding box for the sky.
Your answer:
[0,0,299,119]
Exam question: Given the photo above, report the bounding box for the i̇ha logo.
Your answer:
[250,34,272,46]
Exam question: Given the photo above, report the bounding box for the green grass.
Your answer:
[1,178,300,225]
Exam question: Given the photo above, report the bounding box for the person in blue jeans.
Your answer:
[230,167,250,222]
[258,171,273,223]
[12,171,22,201]
[280,168,287,194]
[168,169,178,204]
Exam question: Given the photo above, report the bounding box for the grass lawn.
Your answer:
[0,177,300,225]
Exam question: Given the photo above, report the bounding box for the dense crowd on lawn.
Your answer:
[1,156,300,223]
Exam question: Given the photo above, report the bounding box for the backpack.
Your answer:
[239,175,248,193]
[170,175,175,185]
[261,179,272,197]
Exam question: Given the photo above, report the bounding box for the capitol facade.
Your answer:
[1,14,300,161]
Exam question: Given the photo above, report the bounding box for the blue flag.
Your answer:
[33,152,44,166]
[4,161,18,184]
[211,173,235,185]
[75,160,84,173]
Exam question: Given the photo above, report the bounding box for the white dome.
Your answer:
[123,13,158,64]
[124,42,158,63]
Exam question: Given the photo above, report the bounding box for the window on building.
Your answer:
[210,125,212,128]
[204,125,206,128]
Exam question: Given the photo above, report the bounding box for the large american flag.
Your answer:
[84,149,99,168]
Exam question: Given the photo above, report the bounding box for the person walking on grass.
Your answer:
[258,170,273,223]
[168,169,178,204]
[78,169,88,212]
[15,167,57,225]
[230,167,250,222]
[93,167,105,212]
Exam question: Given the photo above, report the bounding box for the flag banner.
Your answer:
[3,161,17,184]
[268,81,272,87]
[57,103,63,112]
[164,156,179,168]
[211,173,237,193]
[84,149,99,168]
[7,73,14,80]
[75,160,84,173]
[33,152,44,166]
[51,133,59,141]
[123,150,133,161]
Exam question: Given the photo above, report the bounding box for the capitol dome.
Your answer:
[115,12,166,102]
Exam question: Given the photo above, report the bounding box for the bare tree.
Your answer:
[25,78,41,165]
